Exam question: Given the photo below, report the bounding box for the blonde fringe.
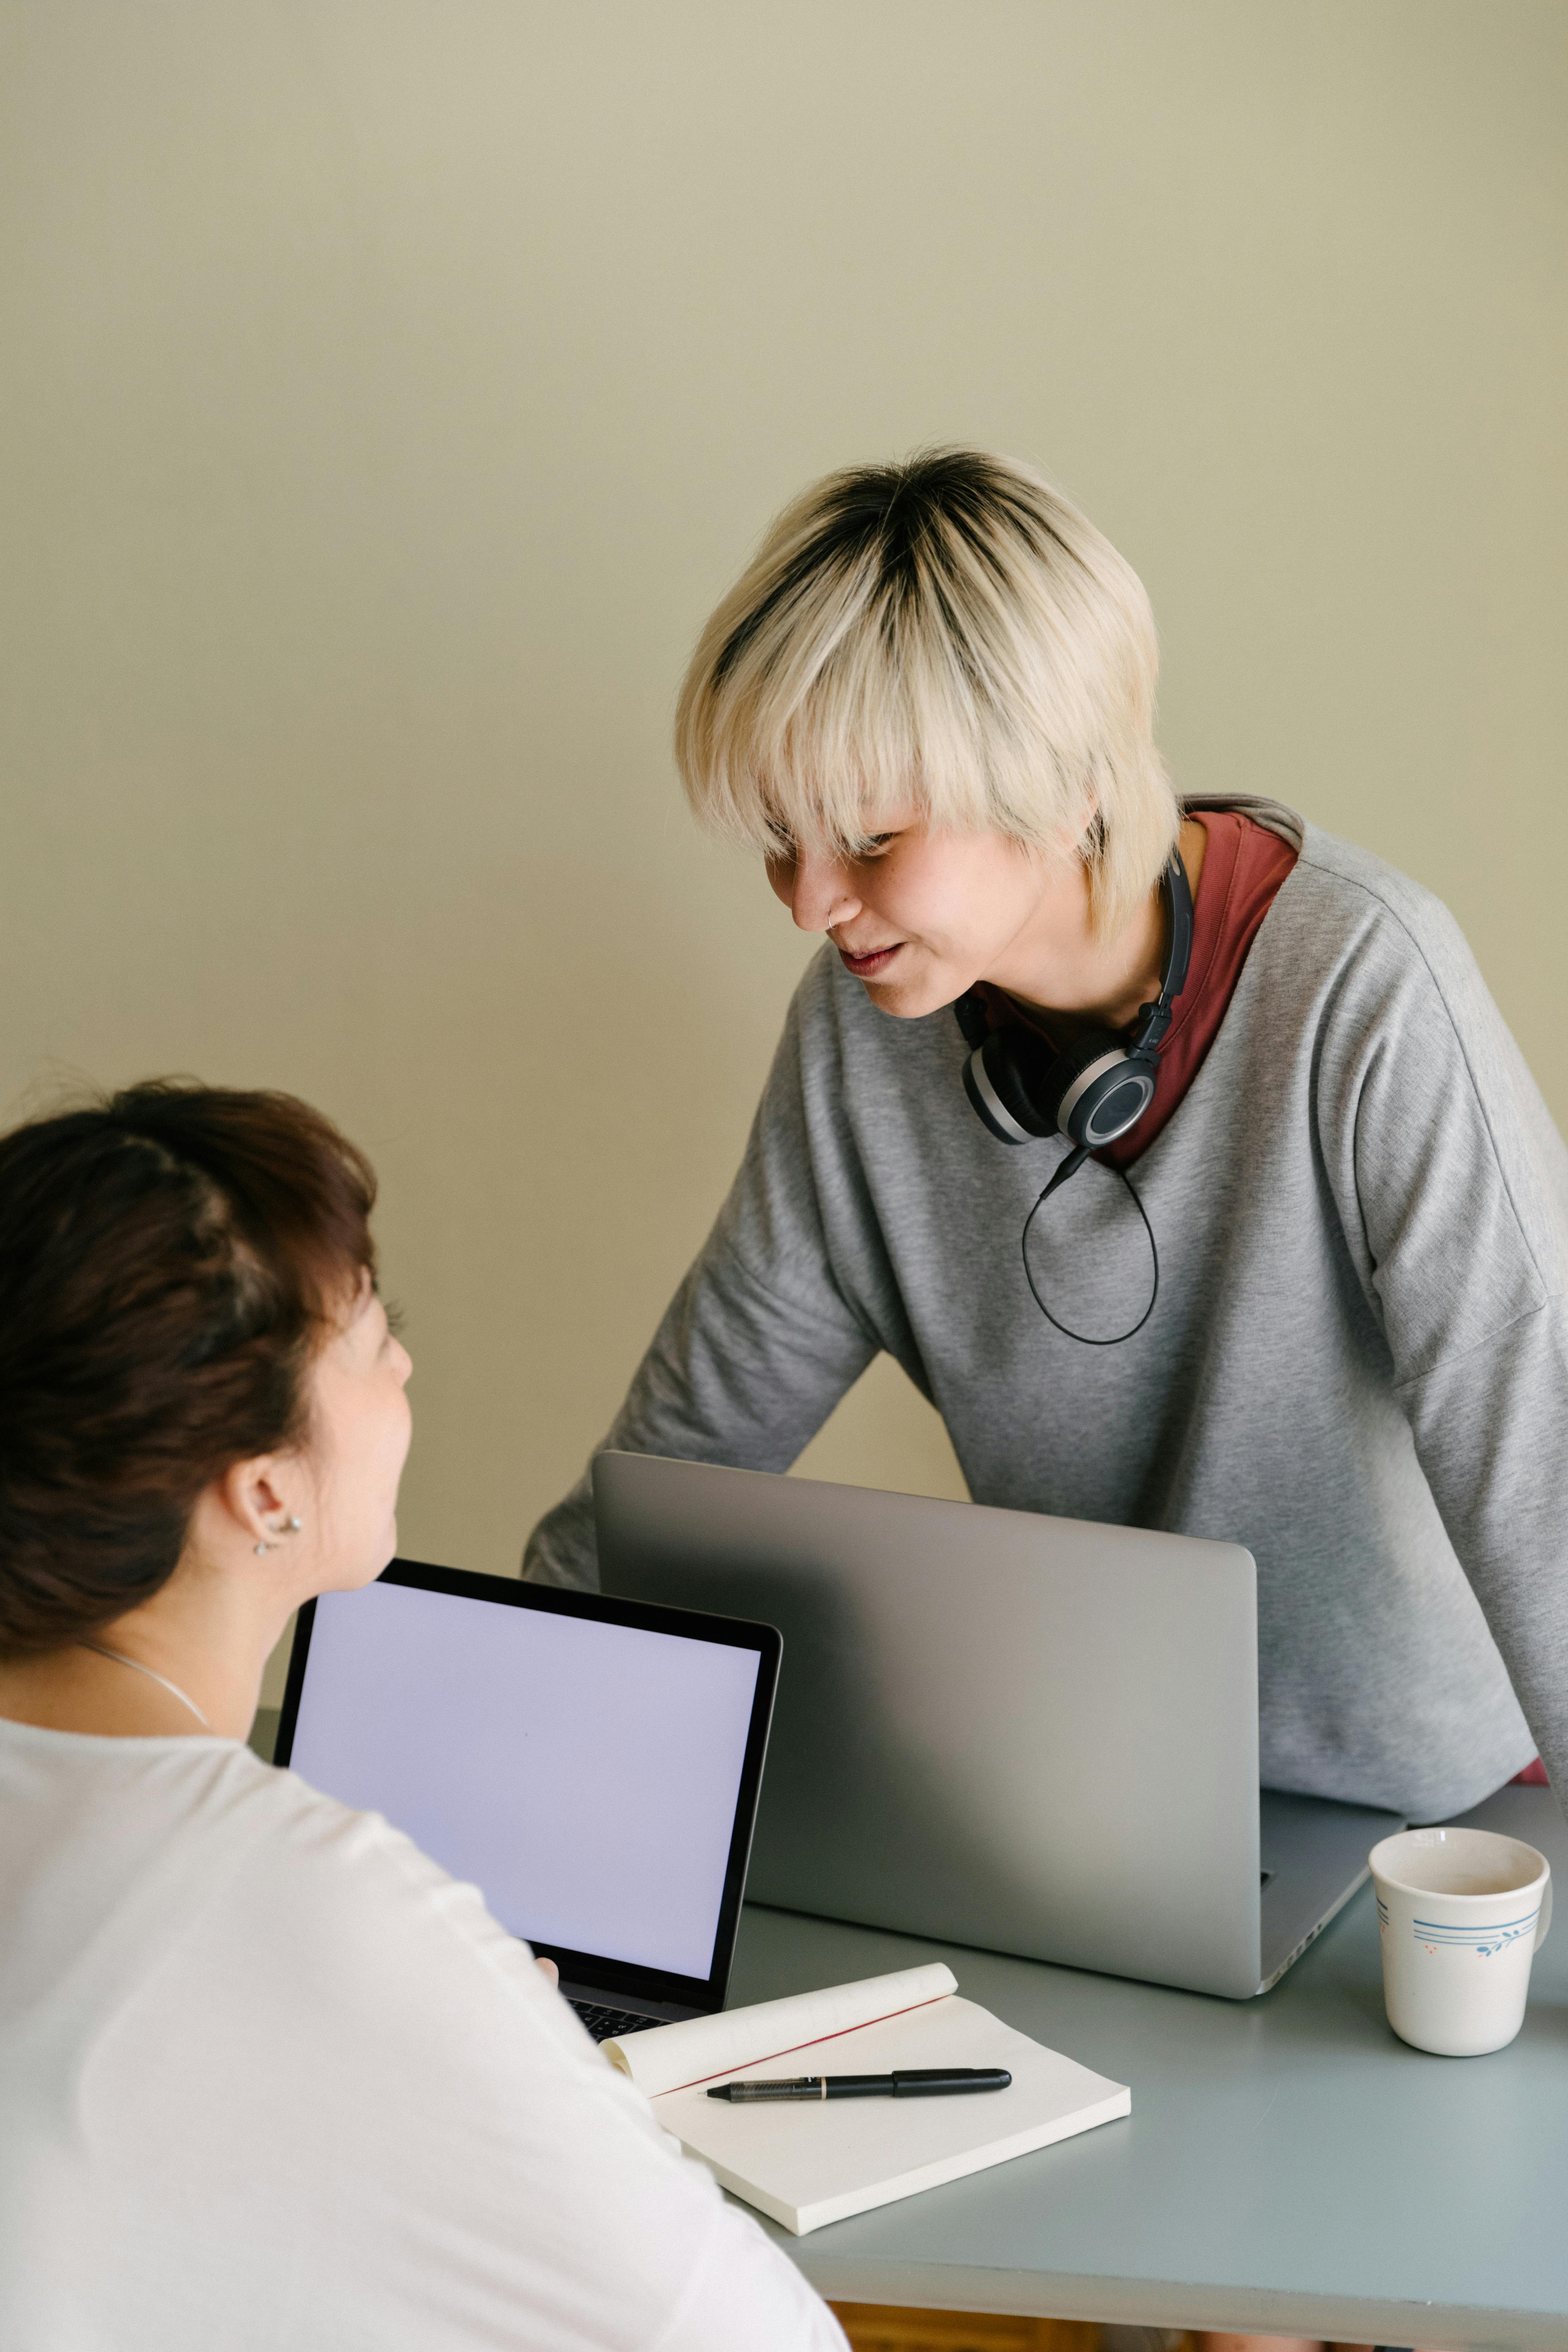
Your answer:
[674,449,1178,940]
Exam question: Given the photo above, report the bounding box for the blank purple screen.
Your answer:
[287,1582,760,1977]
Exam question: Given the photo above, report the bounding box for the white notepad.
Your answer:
[603,1962,1128,2235]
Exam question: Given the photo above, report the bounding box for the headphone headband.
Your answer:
[954,849,1193,1069]
[1127,850,1194,1061]
[955,847,1192,1152]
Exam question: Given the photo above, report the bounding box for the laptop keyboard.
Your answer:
[570,2000,661,2044]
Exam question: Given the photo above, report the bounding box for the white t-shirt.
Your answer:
[0,1719,846,2351]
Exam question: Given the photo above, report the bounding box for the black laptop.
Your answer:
[275,1559,781,2040]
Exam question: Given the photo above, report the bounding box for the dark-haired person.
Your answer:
[0,1083,844,2351]
[527,453,1566,1832]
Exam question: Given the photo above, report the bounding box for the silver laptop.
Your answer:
[275,1557,780,2038]
[594,1454,1404,2000]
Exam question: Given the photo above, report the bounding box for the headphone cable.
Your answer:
[1020,1153,1160,1345]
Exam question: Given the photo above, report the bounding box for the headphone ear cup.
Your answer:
[1043,1030,1158,1149]
[961,1027,1056,1144]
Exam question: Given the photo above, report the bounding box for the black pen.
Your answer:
[707,2067,1011,2102]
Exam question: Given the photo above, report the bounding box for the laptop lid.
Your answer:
[594,1452,1268,2000]
[275,1559,780,2021]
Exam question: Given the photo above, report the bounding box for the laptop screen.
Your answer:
[276,1561,779,1997]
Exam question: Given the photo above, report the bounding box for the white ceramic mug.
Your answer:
[1370,1826,1552,2056]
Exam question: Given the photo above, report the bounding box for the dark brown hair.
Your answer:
[0,1080,377,1658]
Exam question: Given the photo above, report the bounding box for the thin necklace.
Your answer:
[79,1641,212,1731]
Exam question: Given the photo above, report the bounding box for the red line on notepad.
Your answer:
[665,1995,949,2096]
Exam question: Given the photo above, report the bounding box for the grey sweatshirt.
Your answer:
[524,798,1568,1822]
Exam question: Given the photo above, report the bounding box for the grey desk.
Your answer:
[248,1708,1566,2347]
[723,1788,1568,2352]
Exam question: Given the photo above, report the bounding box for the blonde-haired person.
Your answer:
[525,449,1567,2328]
[528,440,1566,1802]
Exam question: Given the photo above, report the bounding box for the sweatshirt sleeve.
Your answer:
[525,977,880,1590]
[1314,880,1568,1805]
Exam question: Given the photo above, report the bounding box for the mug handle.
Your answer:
[1536,1871,1553,1952]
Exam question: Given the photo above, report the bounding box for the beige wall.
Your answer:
[1,4,1563,1706]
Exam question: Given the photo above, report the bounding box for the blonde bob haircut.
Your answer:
[674,448,1180,939]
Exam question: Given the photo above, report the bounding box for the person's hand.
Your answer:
[535,1954,559,1989]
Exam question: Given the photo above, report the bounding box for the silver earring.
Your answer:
[285,1516,302,1534]
[254,1541,270,1556]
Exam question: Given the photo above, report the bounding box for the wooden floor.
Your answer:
[827,2310,1186,2352]
[827,2317,1381,2352]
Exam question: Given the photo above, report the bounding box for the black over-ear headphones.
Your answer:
[954,852,1193,1158]
[951,852,1194,1340]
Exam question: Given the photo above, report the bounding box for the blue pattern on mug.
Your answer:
[1412,1909,1539,1958]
